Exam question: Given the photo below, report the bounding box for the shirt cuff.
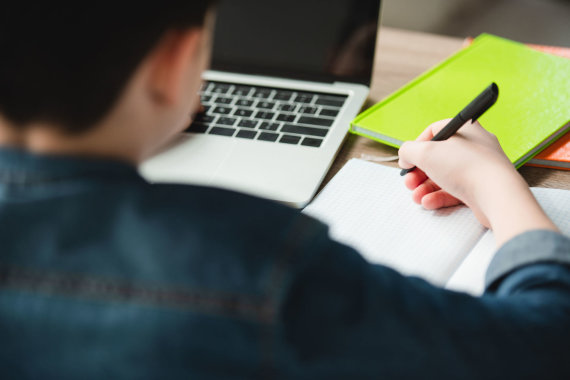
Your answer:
[485,229,570,289]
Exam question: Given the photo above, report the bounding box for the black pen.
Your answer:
[400,82,499,176]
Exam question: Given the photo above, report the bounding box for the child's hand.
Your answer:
[398,119,557,246]
[398,119,511,227]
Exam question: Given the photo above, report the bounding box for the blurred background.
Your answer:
[382,0,570,47]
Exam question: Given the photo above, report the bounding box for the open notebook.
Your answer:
[303,159,570,295]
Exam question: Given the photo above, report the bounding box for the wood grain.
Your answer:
[323,27,570,192]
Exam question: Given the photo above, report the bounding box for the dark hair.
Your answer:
[0,2,217,134]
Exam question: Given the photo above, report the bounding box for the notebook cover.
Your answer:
[351,34,570,168]
[463,37,570,59]
[525,44,570,169]
[463,38,570,170]
[526,131,570,170]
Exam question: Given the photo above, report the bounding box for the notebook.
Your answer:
[351,34,570,168]
[463,37,570,170]
[527,132,570,170]
[303,159,570,295]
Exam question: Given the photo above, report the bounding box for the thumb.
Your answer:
[416,119,453,142]
[398,140,435,170]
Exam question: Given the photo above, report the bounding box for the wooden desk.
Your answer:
[324,27,570,191]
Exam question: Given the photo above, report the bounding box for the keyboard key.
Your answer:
[252,89,272,99]
[236,99,255,107]
[299,106,318,115]
[236,130,257,139]
[315,97,345,108]
[301,137,324,147]
[212,106,232,115]
[257,101,275,110]
[279,135,301,145]
[234,109,253,118]
[320,108,339,118]
[215,96,233,105]
[193,114,215,124]
[232,86,253,97]
[298,116,334,127]
[209,127,236,137]
[254,111,275,120]
[276,114,296,123]
[257,132,279,142]
[186,123,209,134]
[217,117,237,126]
[238,119,258,128]
[211,84,231,94]
[259,122,279,131]
[200,82,211,92]
[324,94,347,101]
[277,104,297,112]
[281,124,328,137]
[294,94,314,103]
[201,82,214,92]
[274,91,294,101]
[200,95,212,103]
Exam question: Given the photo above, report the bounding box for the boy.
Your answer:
[0,2,569,378]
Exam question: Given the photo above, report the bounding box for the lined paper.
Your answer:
[447,187,570,295]
[303,159,486,286]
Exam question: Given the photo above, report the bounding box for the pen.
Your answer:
[400,82,499,176]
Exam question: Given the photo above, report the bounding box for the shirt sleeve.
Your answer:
[276,224,570,379]
[485,229,570,290]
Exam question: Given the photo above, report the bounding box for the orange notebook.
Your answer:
[528,134,570,170]
[465,38,570,170]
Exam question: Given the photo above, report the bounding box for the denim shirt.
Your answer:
[0,147,569,379]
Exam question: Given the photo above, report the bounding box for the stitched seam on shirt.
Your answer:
[0,266,272,322]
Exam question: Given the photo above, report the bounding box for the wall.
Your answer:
[382,0,570,47]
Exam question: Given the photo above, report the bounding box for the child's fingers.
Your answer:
[397,144,415,170]
[398,140,430,169]
[412,179,441,204]
[420,190,462,210]
[400,118,473,169]
[416,119,453,141]
[404,168,428,190]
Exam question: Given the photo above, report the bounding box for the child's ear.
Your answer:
[147,28,203,105]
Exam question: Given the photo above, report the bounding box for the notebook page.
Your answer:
[303,159,486,286]
[446,187,570,295]
[445,230,494,295]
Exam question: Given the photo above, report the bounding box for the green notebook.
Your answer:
[351,34,570,167]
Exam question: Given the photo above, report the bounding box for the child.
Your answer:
[0,2,568,378]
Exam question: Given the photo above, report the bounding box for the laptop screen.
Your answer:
[211,0,381,85]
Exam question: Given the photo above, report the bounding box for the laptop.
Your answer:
[140,0,381,208]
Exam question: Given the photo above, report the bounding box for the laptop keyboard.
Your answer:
[186,81,348,148]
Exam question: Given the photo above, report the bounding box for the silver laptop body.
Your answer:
[140,0,381,208]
